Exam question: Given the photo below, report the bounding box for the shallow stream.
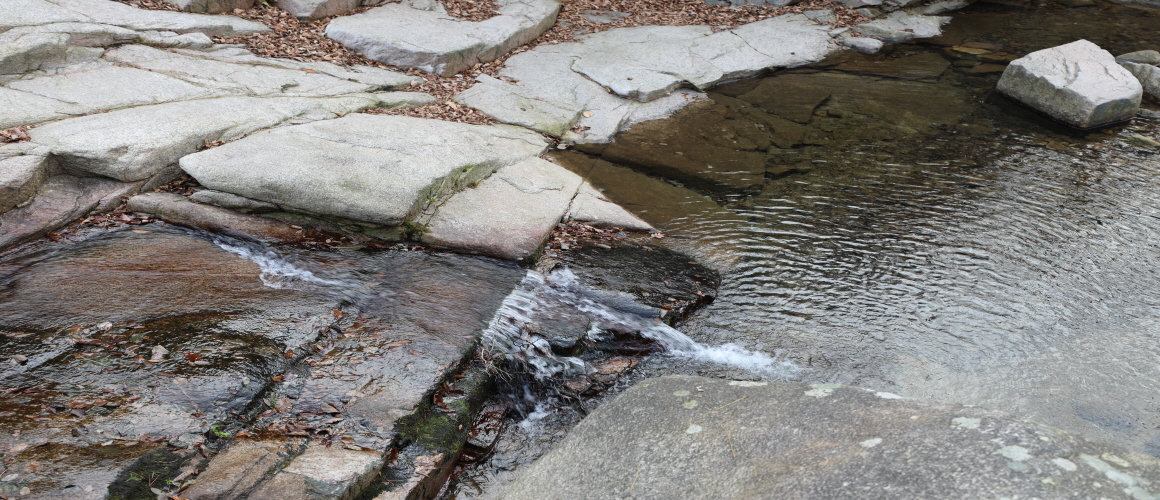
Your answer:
[446,0,1160,496]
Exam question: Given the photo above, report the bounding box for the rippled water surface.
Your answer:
[559,0,1160,457]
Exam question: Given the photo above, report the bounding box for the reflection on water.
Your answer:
[573,0,1160,456]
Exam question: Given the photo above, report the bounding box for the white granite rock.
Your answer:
[6,64,217,111]
[424,157,583,261]
[180,114,548,226]
[998,39,1141,129]
[0,86,89,129]
[30,93,431,182]
[325,0,560,76]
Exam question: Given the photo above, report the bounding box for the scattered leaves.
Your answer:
[0,126,30,143]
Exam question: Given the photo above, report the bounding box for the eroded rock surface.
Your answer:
[503,375,1160,500]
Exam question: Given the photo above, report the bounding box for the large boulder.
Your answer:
[998,39,1141,129]
[180,114,548,226]
[503,375,1160,500]
[326,0,561,77]
[7,0,269,36]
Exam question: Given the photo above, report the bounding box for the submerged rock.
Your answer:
[503,375,1160,499]
[998,40,1141,129]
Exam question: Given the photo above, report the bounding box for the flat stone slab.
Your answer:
[29,93,430,182]
[181,114,548,226]
[424,157,583,261]
[326,0,561,77]
[128,192,308,243]
[503,375,1160,500]
[0,174,139,251]
[3,0,268,36]
[165,0,254,14]
[998,39,1141,129]
[455,14,852,143]
[0,147,48,214]
[277,0,360,20]
[566,181,656,233]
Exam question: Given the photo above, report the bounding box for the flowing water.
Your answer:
[446,1,1160,496]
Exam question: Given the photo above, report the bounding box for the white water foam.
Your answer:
[483,268,802,380]
[210,236,347,289]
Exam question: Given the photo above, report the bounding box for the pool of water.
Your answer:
[661,0,1160,455]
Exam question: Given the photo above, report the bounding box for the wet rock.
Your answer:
[0,148,49,214]
[127,192,317,243]
[181,114,547,226]
[0,175,139,251]
[424,157,583,261]
[581,97,772,193]
[182,440,304,500]
[551,241,720,317]
[998,40,1142,129]
[828,52,951,79]
[189,189,280,213]
[503,375,1160,500]
[325,0,561,77]
[550,151,748,270]
[0,228,344,497]
[565,182,656,233]
[854,11,949,42]
[245,444,384,500]
[30,93,422,183]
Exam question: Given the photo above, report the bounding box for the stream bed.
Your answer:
[444,0,1160,497]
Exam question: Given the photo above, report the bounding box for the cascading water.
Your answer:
[481,267,803,381]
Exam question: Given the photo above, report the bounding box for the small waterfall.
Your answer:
[482,268,803,380]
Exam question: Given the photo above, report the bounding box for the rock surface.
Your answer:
[853,11,949,42]
[0,148,49,214]
[503,375,1160,500]
[29,93,430,182]
[127,192,310,243]
[180,114,548,226]
[164,0,254,14]
[455,13,850,143]
[0,175,139,250]
[277,0,361,20]
[998,39,1141,129]
[326,0,561,77]
[565,182,656,232]
[2,0,269,36]
[424,157,583,261]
